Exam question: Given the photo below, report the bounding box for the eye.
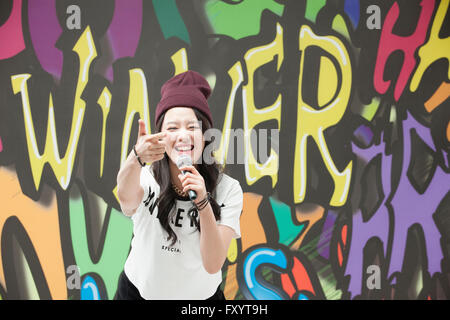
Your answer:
[167,127,177,131]
[189,122,201,130]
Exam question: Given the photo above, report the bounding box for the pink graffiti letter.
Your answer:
[0,0,25,59]
[373,0,434,101]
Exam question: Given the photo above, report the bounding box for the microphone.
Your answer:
[176,155,197,201]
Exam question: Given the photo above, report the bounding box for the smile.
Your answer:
[175,145,194,152]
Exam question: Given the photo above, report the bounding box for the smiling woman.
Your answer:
[162,108,205,168]
[154,106,221,248]
[115,70,243,300]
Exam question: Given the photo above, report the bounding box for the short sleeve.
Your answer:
[131,166,159,224]
[217,179,243,239]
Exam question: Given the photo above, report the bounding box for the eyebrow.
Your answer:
[165,120,200,125]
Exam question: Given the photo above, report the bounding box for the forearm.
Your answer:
[117,151,144,213]
[199,204,227,274]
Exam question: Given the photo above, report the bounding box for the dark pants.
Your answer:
[113,271,225,300]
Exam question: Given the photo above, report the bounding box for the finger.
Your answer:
[156,139,166,146]
[186,165,199,175]
[181,178,197,189]
[179,171,196,178]
[189,165,200,175]
[178,173,187,183]
[147,132,166,142]
[151,154,165,161]
[181,176,202,188]
[149,150,166,157]
[137,119,147,138]
[178,165,195,174]
[153,141,166,150]
[142,133,166,145]
[141,141,166,152]
[178,172,198,183]
[141,149,165,158]
[181,167,203,182]
[182,183,202,194]
[139,149,165,158]
[147,145,166,153]
[148,150,166,158]
[140,139,165,150]
[178,174,201,186]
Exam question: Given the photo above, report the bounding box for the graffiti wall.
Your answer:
[0,0,449,300]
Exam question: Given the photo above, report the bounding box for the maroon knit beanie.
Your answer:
[155,70,213,126]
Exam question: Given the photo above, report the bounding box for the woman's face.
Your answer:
[161,107,205,166]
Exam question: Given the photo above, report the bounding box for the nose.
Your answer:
[175,129,192,144]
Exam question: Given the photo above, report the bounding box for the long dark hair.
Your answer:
[152,108,222,245]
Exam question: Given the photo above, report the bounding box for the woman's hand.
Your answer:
[118,119,164,216]
[178,165,207,202]
[134,119,166,164]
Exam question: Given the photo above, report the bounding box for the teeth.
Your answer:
[176,146,192,151]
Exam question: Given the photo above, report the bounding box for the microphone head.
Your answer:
[176,154,192,169]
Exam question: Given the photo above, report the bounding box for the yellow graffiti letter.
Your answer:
[410,0,450,92]
[214,61,244,166]
[11,26,96,190]
[171,48,188,75]
[242,23,283,187]
[294,25,352,206]
[97,86,111,177]
[120,69,151,166]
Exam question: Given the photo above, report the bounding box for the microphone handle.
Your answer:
[181,170,197,201]
[188,189,197,201]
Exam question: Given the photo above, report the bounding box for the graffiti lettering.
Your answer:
[294,25,353,206]
[0,0,25,59]
[0,0,448,301]
[410,0,450,92]
[11,27,96,192]
[242,23,283,188]
[374,0,434,101]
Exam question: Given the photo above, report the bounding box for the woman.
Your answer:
[115,70,243,300]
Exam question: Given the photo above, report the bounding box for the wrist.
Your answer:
[193,192,211,212]
[193,191,207,204]
[124,150,144,170]
[133,145,146,167]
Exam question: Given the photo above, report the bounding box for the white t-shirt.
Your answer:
[123,166,243,300]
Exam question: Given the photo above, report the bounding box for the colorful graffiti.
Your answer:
[0,0,448,300]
